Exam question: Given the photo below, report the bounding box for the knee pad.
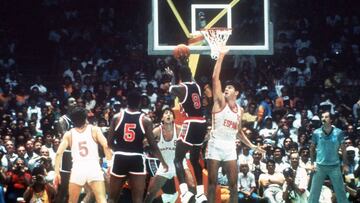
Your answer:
[161,192,178,203]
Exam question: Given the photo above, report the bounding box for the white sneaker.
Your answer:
[180,191,194,203]
[195,193,207,203]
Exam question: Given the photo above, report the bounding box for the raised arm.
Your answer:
[169,84,186,101]
[212,49,228,110]
[162,67,186,100]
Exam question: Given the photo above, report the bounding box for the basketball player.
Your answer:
[144,108,195,203]
[54,107,112,203]
[165,61,208,203]
[54,97,76,203]
[56,97,77,136]
[107,90,168,203]
[207,47,264,203]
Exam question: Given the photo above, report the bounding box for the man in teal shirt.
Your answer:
[309,111,349,203]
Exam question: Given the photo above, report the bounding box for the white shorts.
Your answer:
[206,139,237,161]
[156,159,188,179]
[70,162,104,186]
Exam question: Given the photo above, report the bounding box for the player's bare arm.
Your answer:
[175,124,181,137]
[107,112,121,148]
[143,116,169,172]
[56,117,68,137]
[169,84,186,101]
[92,126,113,163]
[164,67,186,100]
[237,108,265,153]
[54,131,70,187]
[152,126,161,143]
[211,49,227,112]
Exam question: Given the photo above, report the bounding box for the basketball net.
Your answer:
[200,28,232,60]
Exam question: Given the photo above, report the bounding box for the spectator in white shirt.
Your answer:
[282,152,309,203]
[238,163,260,202]
[237,145,253,167]
[259,159,285,203]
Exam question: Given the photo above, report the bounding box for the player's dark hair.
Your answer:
[70,107,87,128]
[224,80,240,92]
[162,107,175,119]
[127,90,142,109]
[178,65,192,82]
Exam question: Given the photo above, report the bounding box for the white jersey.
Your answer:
[70,125,99,164]
[210,104,241,143]
[158,124,177,166]
[156,124,188,178]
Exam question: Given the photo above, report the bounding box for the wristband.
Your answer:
[107,160,112,168]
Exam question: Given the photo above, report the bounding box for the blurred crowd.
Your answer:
[1,0,360,202]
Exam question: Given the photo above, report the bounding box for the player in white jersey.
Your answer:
[206,47,265,203]
[144,108,195,203]
[54,107,112,203]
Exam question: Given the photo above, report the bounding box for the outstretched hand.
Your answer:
[164,67,174,77]
[253,145,266,154]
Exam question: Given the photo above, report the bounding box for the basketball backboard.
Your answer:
[148,0,273,56]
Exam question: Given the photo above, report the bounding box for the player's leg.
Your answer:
[88,181,107,203]
[175,140,194,202]
[175,140,190,184]
[81,183,95,203]
[128,174,147,203]
[190,146,207,202]
[161,178,179,203]
[68,183,82,203]
[108,175,126,203]
[55,172,70,203]
[188,122,207,202]
[144,175,168,203]
[184,167,196,193]
[207,159,221,203]
[223,160,238,203]
[190,146,203,185]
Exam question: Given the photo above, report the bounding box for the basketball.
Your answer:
[173,44,190,59]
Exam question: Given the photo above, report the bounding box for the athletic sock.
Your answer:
[179,183,189,194]
[196,185,204,195]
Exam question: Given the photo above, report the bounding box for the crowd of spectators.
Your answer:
[1,0,360,202]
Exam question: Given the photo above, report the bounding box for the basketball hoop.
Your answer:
[200,27,232,60]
